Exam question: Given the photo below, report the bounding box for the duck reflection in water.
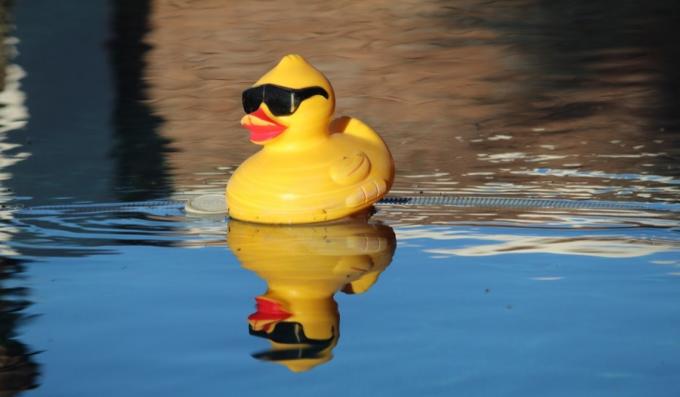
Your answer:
[227,218,396,372]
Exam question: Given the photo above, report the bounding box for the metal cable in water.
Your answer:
[6,200,184,214]
[5,196,680,214]
[377,196,680,213]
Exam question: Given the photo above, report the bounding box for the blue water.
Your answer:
[2,205,677,396]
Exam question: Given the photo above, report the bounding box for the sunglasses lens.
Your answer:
[242,87,263,114]
[242,85,328,116]
[263,86,294,116]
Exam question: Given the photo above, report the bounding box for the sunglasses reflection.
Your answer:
[227,218,396,372]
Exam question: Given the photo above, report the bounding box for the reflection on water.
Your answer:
[0,257,39,395]
[1,0,169,205]
[0,5,39,392]
[0,2,28,258]
[0,0,677,212]
[396,226,680,258]
[138,0,680,208]
[109,0,171,201]
[227,219,395,372]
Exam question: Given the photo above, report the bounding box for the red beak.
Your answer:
[241,108,287,143]
[248,296,292,321]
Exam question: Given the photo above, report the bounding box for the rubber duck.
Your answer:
[227,219,396,372]
[226,54,395,224]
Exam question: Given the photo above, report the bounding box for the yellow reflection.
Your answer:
[227,218,396,372]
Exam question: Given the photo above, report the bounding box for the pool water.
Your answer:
[1,1,680,396]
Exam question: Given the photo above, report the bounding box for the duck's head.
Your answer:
[247,291,339,372]
[240,54,335,149]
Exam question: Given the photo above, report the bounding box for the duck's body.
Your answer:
[228,116,393,223]
[226,55,394,224]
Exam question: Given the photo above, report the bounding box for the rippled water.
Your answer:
[1,0,679,396]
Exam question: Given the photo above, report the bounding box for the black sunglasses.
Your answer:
[242,84,329,116]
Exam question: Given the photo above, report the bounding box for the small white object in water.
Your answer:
[185,194,228,215]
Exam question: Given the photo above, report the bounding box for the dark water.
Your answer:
[1,0,679,396]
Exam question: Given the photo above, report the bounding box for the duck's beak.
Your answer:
[248,296,292,332]
[241,108,287,143]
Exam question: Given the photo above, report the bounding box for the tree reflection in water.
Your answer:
[0,257,39,396]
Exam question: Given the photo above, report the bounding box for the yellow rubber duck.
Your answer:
[226,54,395,224]
[227,219,396,372]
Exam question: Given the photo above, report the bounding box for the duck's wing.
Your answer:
[330,151,371,186]
[345,179,388,208]
[328,115,385,186]
[329,116,390,208]
[330,154,388,208]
